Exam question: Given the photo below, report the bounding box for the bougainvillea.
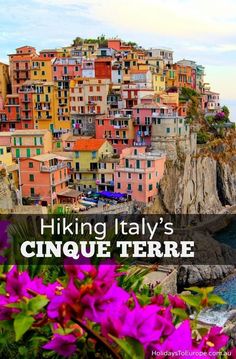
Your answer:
[0,260,233,359]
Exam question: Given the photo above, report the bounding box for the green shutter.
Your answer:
[16,149,20,158]
[14,138,16,146]
[34,137,37,145]
[40,137,43,145]
[26,149,31,158]
[19,137,22,145]
[36,149,41,155]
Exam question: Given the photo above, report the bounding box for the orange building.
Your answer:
[20,153,69,205]
[94,58,112,79]
[8,46,37,93]
[166,64,196,90]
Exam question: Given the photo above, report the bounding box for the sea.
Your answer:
[198,218,236,326]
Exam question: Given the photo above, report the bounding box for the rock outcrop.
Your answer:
[177,265,235,290]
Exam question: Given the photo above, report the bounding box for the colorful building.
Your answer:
[166,63,196,90]
[0,94,21,131]
[95,114,135,154]
[31,57,53,82]
[20,153,69,205]
[96,157,119,192]
[94,58,112,79]
[114,147,166,204]
[121,84,155,109]
[0,62,10,102]
[70,77,110,115]
[8,46,37,93]
[73,138,113,191]
[31,81,58,131]
[11,129,52,159]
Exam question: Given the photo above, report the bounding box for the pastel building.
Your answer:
[70,77,110,115]
[147,48,173,65]
[73,139,113,191]
[20,153,69,205]
[166,64,196,90]
[121,84,155,109]
[11,129,52,159]
[31,57,53,82]
[95,114,135,154]
[96,157,119,192]
[114,147,166,204]
[8,46,37,93]
[0,94,21,131]
[82,59,95,78]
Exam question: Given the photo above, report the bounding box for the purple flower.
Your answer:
[82,282,130,323]
[43,334,77,357]
[197,326,229,356]
[6,265,31,299]
[64,258,96,280]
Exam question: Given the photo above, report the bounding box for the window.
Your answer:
[29,162,33,168]
[147,160,151,168]
[138,184,142,191]
[56,142,61,148]
[128,173,132,179]
[36,149,41,155]
[117,172,120,178]
[29,174,34,182]
[34,71,37,76]
[166,128,170,134]
[26,148,31,158]
[136,160,140,169]
[127,184,132,190]
[117,182,121,189]
[157,118,161,124]
[149,173,152,180]
[139,173,142,180]
[42,71,45,76]
[0,148,4,155]
[92,151,96,159]
[134,149,138,155]
[76,162,80,170]
[149,184,153,191]
[89,86,93,92]
[30,188,35,196]
[42,62,45,66]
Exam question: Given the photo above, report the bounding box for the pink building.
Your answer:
[95,114,135,154]
[114,147,166,204]
[132,102,175,146]
[52,58,82,81]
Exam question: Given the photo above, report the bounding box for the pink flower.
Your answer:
[196,326,229,356]
[43,334,77,357]
[168,294,187,309]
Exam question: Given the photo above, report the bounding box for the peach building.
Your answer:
[20,153,69,205]
[8,46,37,93]
[114,147,166,204]
[11,129,52,159]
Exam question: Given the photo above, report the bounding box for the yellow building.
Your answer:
[152,73,166,94]
[0,62,10,102]
[70,78,110,115]
[73,138,113,191]
[31,57,53,82]
[97,157,119,192]
[0,143,19,188]
[32,81,58,131]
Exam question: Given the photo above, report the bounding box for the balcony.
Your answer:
[52,175,70,185]
[152,112,177,118]
[22,117,32,121]
[22,98,31,103]
[41,162,67,172]
[116,166,145,173]
[75,168,98,173]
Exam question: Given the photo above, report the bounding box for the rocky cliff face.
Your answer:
[154,131,236,214]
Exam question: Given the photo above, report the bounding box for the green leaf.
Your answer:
[208,294,226,305]
[14,312,35,341]
[111,336,144,359]
[180,294,201,308]
[171,308,188,319]
[28,295,49,314]
[185,286,203,294]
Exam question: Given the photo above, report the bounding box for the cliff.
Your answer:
[148,131,236,214]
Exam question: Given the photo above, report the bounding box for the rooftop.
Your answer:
[30,153,68,162]
[73,139,106,151]
[12,129,50,136]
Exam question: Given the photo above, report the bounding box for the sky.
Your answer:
[0,0,235,120]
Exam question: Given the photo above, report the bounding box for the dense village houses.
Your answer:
[0,37,227,212]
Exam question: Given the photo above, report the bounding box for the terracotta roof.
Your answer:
[73,139,106,151]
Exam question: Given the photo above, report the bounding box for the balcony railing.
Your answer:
[41,162,67,172]
[52,175,70,185]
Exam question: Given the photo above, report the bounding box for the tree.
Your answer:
[222,105,230,120]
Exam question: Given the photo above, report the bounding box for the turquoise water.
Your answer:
[199,219,236,324]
